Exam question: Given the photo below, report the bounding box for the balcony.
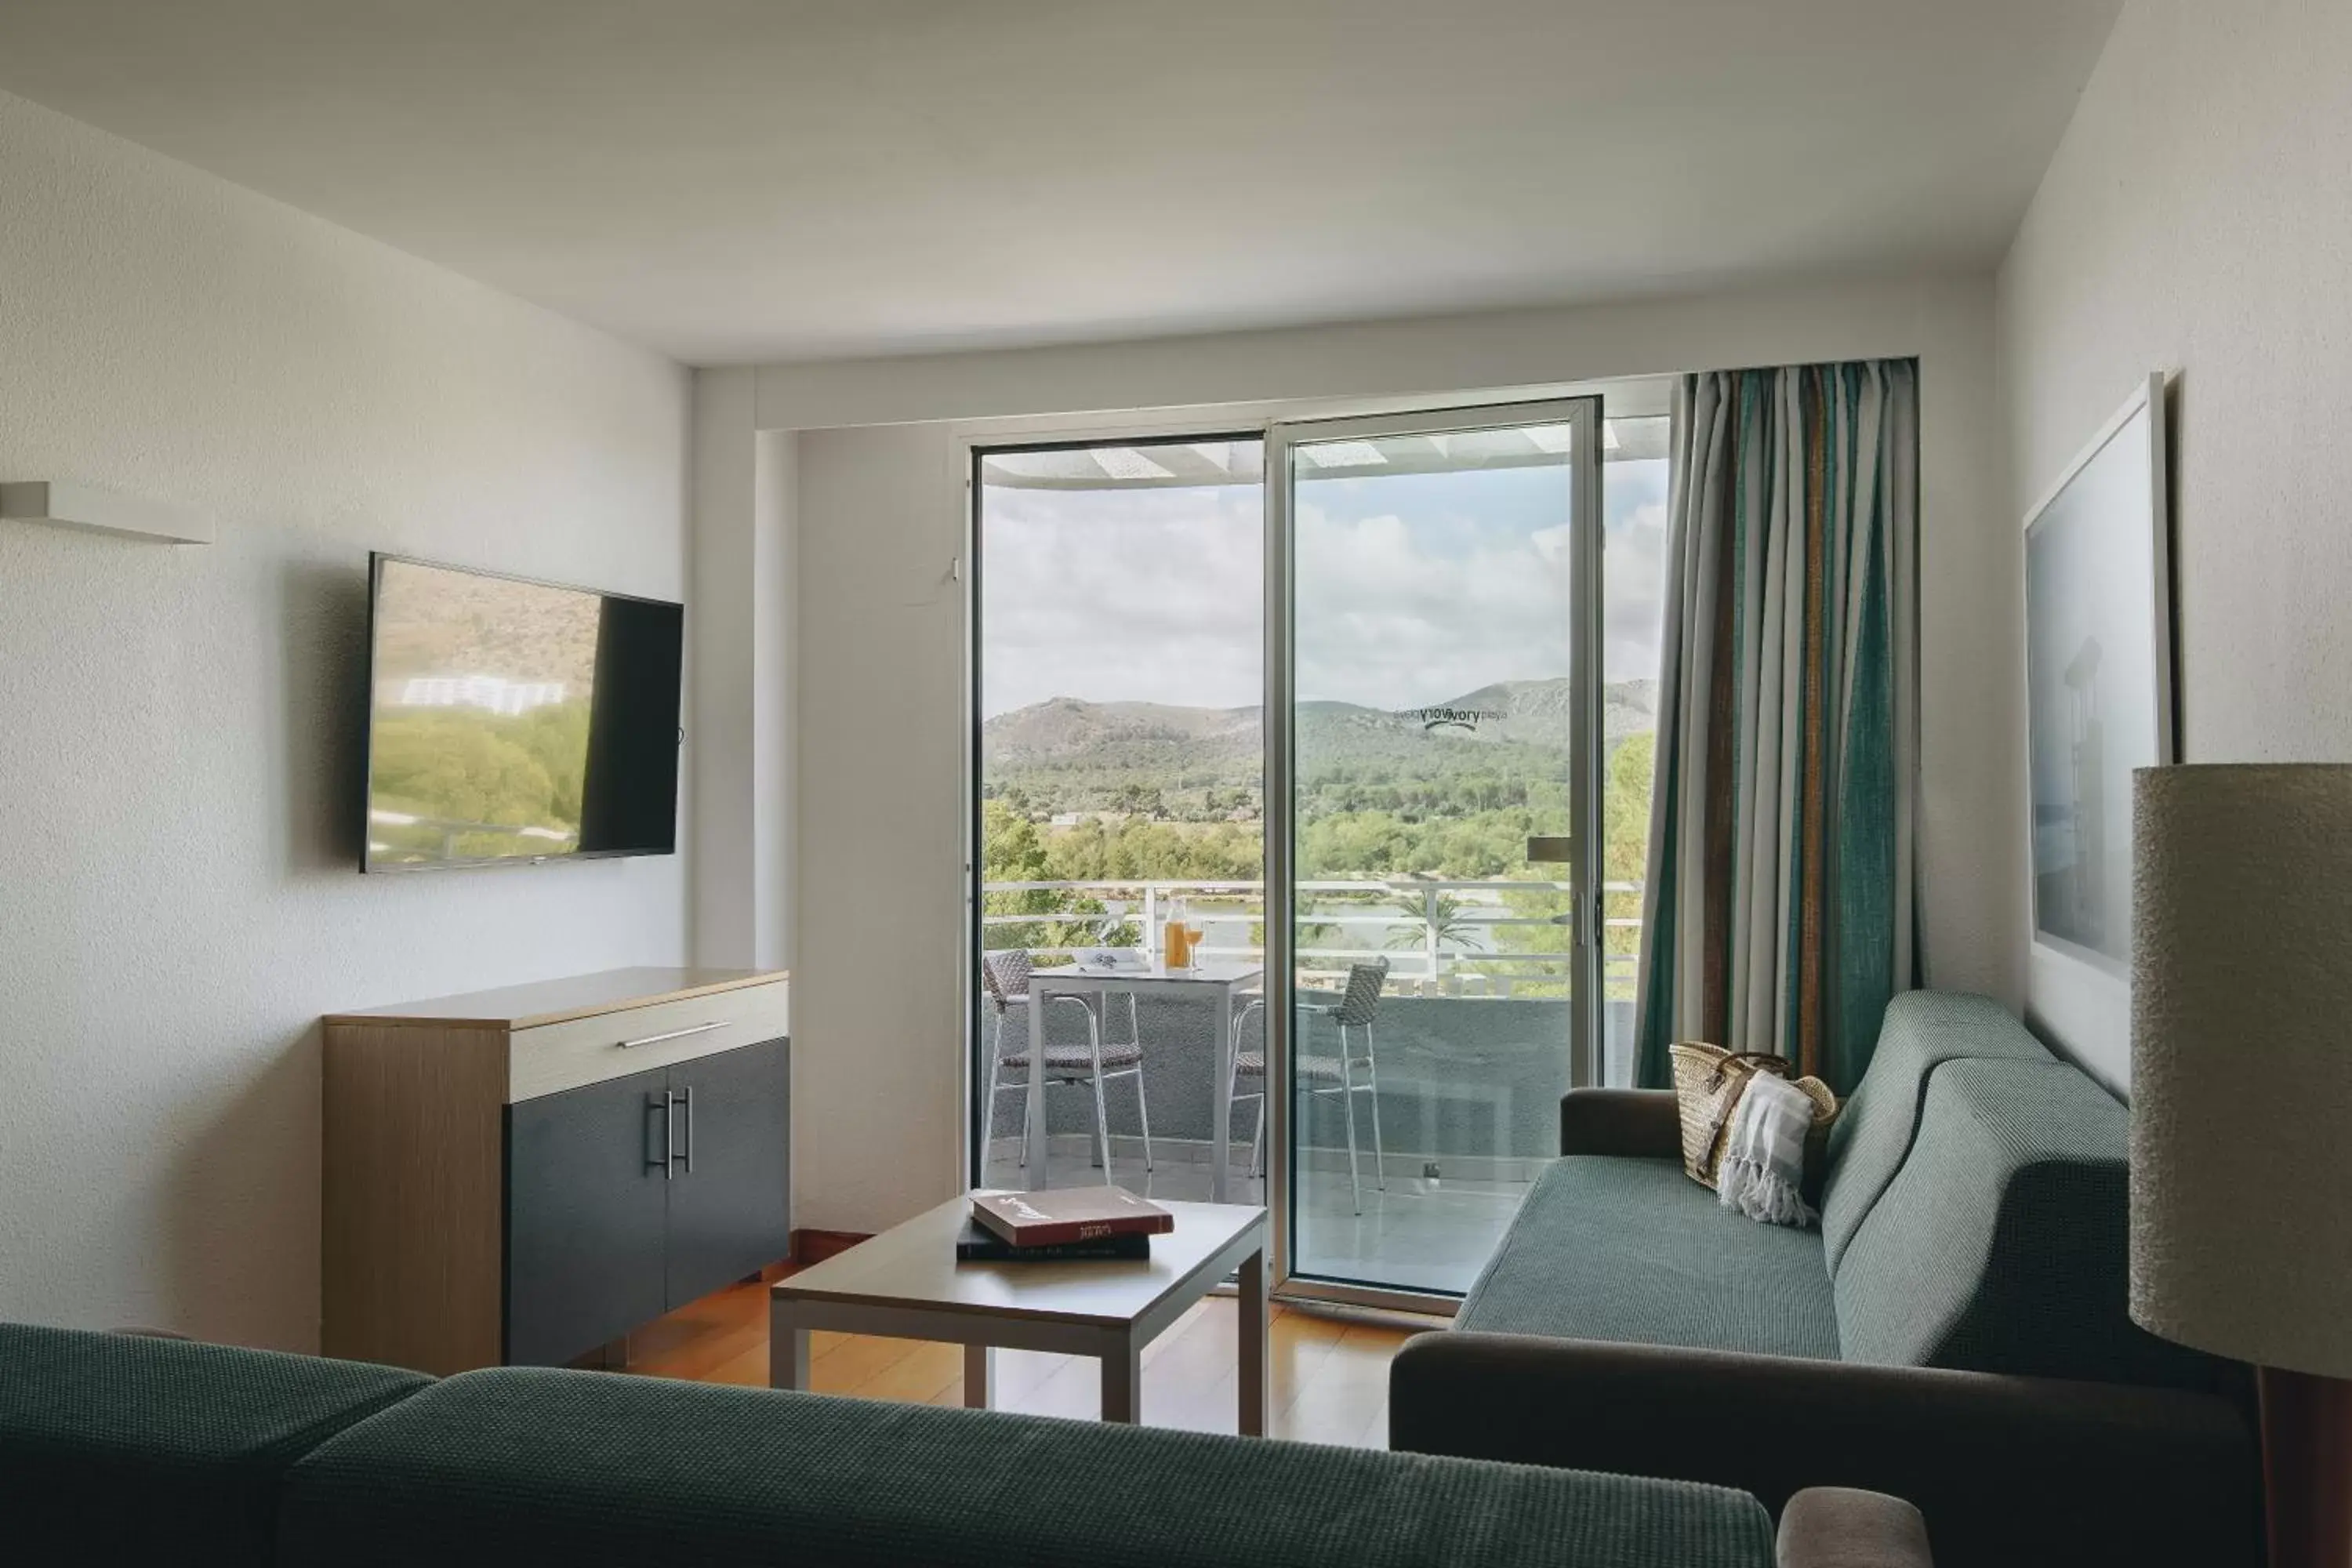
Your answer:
[978,877,1641,1294]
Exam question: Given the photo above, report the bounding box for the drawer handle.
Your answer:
[618,1019,731,1051]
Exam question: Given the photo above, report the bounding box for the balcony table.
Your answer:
[1025,958,1264,1201]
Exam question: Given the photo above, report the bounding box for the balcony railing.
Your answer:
[981,877,1642,998]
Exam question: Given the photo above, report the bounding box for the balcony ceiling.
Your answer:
[980,416,1674,492]
[0,0,2118,365]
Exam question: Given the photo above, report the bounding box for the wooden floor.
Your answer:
[623,1275,1431,1448]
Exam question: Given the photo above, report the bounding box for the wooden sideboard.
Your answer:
[323,967,790,1375]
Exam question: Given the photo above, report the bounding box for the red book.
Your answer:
[969,1186,1173,1247]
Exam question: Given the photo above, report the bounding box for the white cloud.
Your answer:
[981,484,1262,715]
[1293,502,1576,707]
[979,463,1672,718]
[1605,500,1669,685]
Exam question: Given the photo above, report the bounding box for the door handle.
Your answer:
[1547,887,1601,945]
[619,1019,731,1050]
[647,1091,673,1179]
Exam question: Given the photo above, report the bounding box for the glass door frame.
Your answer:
[1261,396,1607,1313]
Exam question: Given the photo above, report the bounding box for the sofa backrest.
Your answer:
[278,1365,1780,1568]
[0,1320,1788,1568]
[1818,991,2052,1272]
[0,1323,429,1568]
[1831,1059,2222,1391]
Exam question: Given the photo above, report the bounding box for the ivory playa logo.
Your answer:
[1403,706,1499,733]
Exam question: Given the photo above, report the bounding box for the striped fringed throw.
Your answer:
[1716,1070,1817,1228]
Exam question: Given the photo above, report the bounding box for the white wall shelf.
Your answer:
[0,480,212,545]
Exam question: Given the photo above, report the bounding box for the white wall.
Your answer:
[0,90,690,1348]
[1998,0,2352,1090]
[688,368,792,971]
[758,272,2014,1232]
[789,423,969,1229]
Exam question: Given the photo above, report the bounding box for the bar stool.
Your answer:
[980,949,1153,1174]
[1225,957,1389,1213]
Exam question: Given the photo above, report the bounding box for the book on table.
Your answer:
[968,1186,1173,1248]
[953,1218,1151,1262]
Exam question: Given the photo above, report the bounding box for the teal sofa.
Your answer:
[0,1320,1924,1567]
[1389,992,2263,1568]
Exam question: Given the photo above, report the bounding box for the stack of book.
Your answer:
[959,1186,1172,1262]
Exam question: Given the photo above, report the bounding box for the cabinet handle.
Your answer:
[647,1092,673,1179]
[681,1086,695,1174]
[619,1019,731,1051]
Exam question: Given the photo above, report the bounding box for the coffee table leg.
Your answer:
[1101,1332,1142,1424]
[1239,1240,1269,1436]
[964,1343,993,1410]
[769,1300,811,1392]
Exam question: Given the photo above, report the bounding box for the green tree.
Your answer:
[979,800,1075,950]
[1602,731,1657,998]
[974,718,1662,992]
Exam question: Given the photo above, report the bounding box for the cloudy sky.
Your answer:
[979,426,1668,717]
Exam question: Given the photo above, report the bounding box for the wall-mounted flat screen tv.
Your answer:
[362,554,684,871]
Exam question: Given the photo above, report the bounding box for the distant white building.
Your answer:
[397,674,567,716]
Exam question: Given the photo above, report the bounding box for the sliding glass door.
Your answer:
[969,398,1638,1309]
[1264,401,1602,1301]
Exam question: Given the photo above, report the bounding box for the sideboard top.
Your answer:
[325,967,789,1031]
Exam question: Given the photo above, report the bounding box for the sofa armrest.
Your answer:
[1559,1088,1682,1158]
[1391,1333,2261,1568]
[1778,1489,1931,1568]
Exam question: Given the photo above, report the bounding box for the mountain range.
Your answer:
[982,677,1657,811]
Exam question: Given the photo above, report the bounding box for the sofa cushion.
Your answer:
[1832,1059,2216,1388]
[0,1322,430,1568]
[278,1366,1777,1568]
[1818,991,2051,1273]
[1457,1156,1839,1361]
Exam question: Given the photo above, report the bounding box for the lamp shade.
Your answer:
[2130,764,2352,1377]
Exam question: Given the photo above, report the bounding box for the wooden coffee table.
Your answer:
[769,1196,1269,1431]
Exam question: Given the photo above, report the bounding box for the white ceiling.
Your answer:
[0,1,2118,366]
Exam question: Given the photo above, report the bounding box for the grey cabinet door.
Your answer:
[504,1062,671,1366]
[664,1036,791,1309]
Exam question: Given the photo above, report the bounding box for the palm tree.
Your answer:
[1384,891,1487,953]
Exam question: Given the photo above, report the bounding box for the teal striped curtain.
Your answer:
[1635,361,1919,1095]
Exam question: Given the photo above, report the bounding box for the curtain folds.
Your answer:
[1634,361,1919,1095]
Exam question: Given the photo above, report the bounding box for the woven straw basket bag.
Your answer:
[1667,1041,1838,1190]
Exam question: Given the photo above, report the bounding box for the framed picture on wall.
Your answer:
[2021,371,2175,984]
